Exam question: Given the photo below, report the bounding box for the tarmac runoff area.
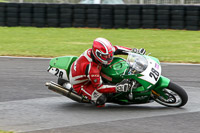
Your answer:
[0,56,199,133]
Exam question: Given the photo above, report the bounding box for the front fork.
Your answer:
[151,76,170,99]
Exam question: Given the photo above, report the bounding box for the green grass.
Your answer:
[0,130,13,133]
[0,27,199,63]
[0,0,8,2]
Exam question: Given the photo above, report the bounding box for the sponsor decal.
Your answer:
[74,60,77,71]
[92,90,102,101]
[91,74,100,77]
[155,63,159,70]
[93,91,99,98]
[135,95,148,100]
[147,85,152,89]
[94,79,97,83]
[87,50,91,56]
[101,72,112,81]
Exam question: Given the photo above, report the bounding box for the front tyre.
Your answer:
[153,82,188,107]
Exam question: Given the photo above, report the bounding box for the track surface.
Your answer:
[0,57,200,133]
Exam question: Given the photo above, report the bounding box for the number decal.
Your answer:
[55,68,59,76]
[152,68,159,76]
[54,68,63,78]
[48,67,68,80]
[149,68,159,81]
[59,71,63,78]
[139,59,161,85]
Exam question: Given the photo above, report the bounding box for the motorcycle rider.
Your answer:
[69,37,145,107]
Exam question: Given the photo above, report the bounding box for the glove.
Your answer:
[132,48,138,53]
[138,48,146,55]
[116,83,129,92]
[132,48,146,55]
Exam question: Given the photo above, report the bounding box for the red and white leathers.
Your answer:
[69,46,132,104]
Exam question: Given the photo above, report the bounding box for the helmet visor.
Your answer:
[101,53,113,61]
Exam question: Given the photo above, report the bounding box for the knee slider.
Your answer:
[96,94,107,106]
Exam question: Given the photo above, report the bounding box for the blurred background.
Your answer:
[3,0,200,5]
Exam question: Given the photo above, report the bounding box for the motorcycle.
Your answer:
[45,52,188,107]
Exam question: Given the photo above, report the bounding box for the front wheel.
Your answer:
[153,82,188,107]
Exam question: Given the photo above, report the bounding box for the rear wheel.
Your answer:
[153,82,188,107]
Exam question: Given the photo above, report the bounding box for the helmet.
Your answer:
[92,38,113,65]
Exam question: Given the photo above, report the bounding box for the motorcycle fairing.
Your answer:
[139,56,162,85]
[48,56,78,80]
[101,57,129,84]
[153,76,170,99]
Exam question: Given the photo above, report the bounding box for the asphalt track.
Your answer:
[0,56,200,133]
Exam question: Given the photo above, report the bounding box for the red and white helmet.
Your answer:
[92,37,113,65]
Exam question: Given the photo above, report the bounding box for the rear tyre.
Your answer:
[153,82,188,107]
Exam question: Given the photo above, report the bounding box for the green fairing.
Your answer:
[102,57,153,90]
[101,57,152,103]
[111,86,152,104]
[101,57,129,84]
[121,74,153,90]
[147,55,160,65]
[146,56,170,99]
[49,56,78,78]
[153,76,170,99]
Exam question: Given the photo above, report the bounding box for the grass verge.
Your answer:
[0,27,199,63]
[0,0,8,2]
[0,130,13,133]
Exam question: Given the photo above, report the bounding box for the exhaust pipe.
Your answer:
[45,81,90,103]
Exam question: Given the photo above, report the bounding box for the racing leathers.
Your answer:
[69,46,132,105]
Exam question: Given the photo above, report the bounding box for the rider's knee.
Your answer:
[91,90,107,106]
[96,94,107,106]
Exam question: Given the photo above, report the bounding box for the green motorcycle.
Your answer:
[46,52,188,107]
